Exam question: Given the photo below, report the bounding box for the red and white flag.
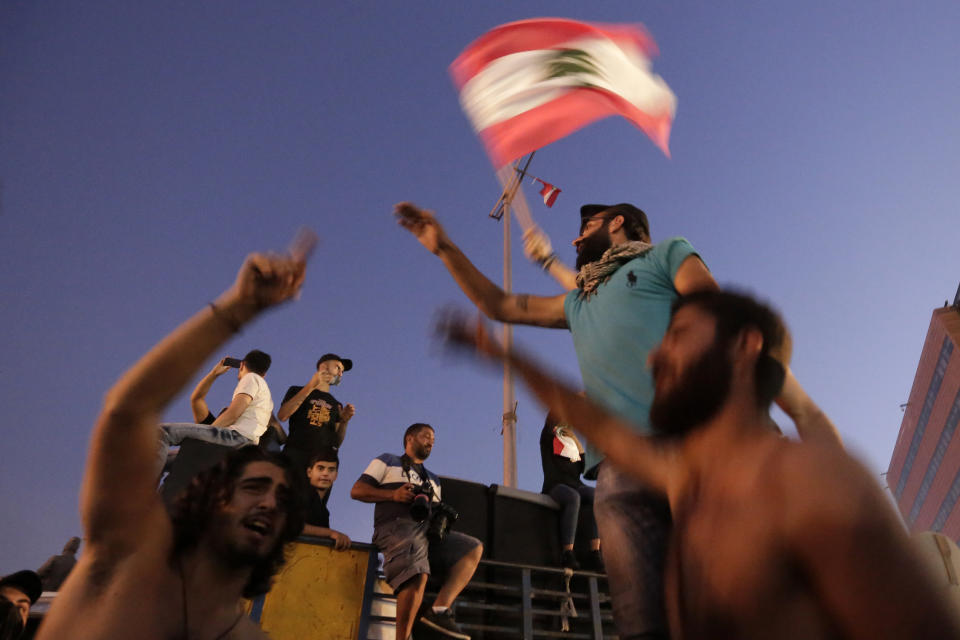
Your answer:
[451,18,676,168]
[536,179,561,207]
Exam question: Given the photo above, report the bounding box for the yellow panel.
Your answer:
[258,542,371,640]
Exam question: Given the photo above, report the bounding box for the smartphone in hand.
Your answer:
[222,357,242,368]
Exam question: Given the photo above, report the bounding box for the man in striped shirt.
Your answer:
[352,423,482,640]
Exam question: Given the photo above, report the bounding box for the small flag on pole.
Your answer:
[537,179,561,207]
[451,18,677,168]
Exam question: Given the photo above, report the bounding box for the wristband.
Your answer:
[539,253,559,271]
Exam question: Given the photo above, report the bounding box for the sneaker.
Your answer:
[419,609,470,640]
[561,548,580,570]
[589,549,605,573]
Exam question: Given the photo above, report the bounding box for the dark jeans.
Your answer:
[156,423,253,478]
[548,483,598,546]
[595,462,672,640]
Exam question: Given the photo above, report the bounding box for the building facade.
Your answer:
[888,284,960,538]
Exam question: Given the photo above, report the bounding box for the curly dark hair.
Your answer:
[169,446,305,598]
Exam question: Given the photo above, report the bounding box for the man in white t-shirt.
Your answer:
[155,349,274,477]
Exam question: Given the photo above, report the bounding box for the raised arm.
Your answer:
[671,254,842,446]
[81,232,314,553]
[523,227,577,291]
[277,371,323,421]
[439,312,676,495]
[395,202,567,328]
[189,359,231,422]
[775,369,844,447]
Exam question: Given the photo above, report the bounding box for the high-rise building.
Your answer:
[887,284,960,537]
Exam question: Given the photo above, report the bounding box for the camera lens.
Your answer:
[410,493,432,522]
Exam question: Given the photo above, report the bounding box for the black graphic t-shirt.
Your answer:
[282,387,342,455]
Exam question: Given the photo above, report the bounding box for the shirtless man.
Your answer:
[440,291,960,639]
[37,233,314,640]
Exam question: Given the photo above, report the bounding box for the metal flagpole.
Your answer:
[501,189,517,488]
[492,153,537,488]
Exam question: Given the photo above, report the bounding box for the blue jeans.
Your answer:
[594,462,672,640]
[548,484,598,546]
[156,423,254,478]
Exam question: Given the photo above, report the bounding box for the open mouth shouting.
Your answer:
[241,515,275,542]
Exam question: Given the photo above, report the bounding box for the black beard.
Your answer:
[575,226,612,270]
[414,444,431,460]
[208,511,273,567]
[649,339,732,438]
[221,538,263,566]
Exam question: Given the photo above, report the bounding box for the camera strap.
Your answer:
[401,454,431,486]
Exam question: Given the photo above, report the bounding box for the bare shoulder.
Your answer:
[779,440,878,496]
[772,440,893,540]
[36,541,180,640]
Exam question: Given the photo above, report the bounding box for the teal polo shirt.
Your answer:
[563,237,701,476]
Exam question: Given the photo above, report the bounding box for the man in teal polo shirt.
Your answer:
[397,200,838,640]
[398,200,718,639]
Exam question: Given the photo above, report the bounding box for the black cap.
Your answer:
[580,203,650,238]
[0,570,42,603]
[316,353,353,372]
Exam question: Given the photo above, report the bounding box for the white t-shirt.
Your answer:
[231,372,273,442]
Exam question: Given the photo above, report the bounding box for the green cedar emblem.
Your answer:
[543,49,603,87]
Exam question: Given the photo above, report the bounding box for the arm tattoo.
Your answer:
[516,294,529,311]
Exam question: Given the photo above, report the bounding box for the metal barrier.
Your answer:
[249,536,381,639]
[254,536,615,639]
[28,536,614,639]
[417,558,615,640]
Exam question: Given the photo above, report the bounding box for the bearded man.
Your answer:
[36,236,313,640]
[397,200,838,639]
[441,291,960,639]
[352,423,482,640]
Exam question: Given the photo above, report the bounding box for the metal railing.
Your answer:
[359,553,616,640]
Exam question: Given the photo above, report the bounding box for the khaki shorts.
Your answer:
[373,517,481,590]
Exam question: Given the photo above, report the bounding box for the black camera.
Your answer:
[402,459,459,541]
[427,502,459,542]
[409,484,434,522]
[407,481,459,541]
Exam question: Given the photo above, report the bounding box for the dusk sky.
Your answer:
[2,1,959,572]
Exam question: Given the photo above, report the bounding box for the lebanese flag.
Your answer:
[451,18,676,168]
[537,179,561,207]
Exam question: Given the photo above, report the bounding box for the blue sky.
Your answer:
[2,1,959,572]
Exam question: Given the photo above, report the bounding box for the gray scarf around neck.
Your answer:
[575,240,653,297]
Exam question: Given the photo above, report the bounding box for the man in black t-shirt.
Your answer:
[278,353,356,473]
[302,447,351,550]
